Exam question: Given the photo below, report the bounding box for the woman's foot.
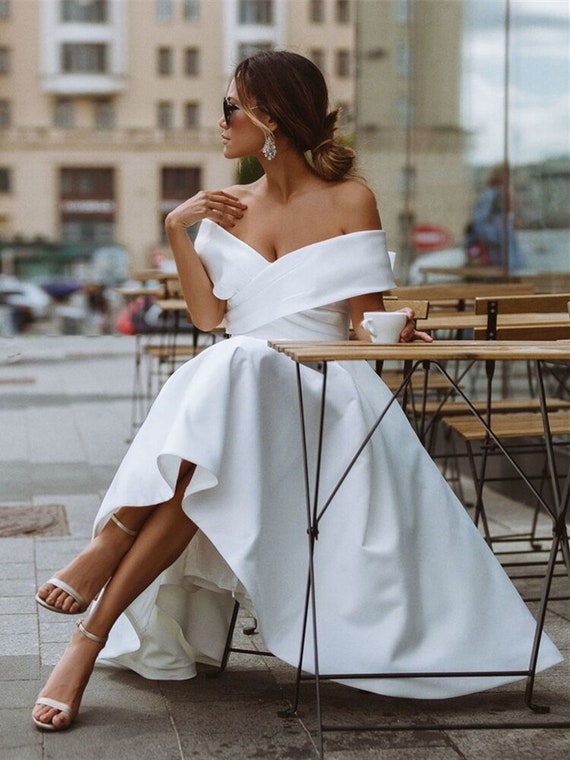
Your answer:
[32,621,107,731]
[36,513,139,615]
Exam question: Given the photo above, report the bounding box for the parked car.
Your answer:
[0,275,52,332]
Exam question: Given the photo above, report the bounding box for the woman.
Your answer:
[465,163,526,271]
[33,51,560,731]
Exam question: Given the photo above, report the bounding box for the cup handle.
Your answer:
[361,318,377,337]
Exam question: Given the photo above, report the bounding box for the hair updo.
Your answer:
[234,50,357,182]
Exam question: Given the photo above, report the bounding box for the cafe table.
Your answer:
[268,338,570,757]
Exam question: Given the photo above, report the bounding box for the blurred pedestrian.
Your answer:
[465,163,526,271]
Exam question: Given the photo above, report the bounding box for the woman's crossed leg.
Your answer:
[33,462,198,731]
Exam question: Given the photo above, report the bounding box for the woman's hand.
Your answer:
[165,190,247,231]
[398,308,433,344]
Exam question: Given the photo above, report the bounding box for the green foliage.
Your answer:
[236,157,264,184]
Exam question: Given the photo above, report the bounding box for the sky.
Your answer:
[461,0,570,165]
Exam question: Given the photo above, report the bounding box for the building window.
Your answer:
[0,168,11,193]
[94,98,115,129]
[238,0,273,24]
[60,168,115,243]
[336,0,350,23]
[335,50,351,78]
[0,47,9,74]
[0,1,9,20]
[157,101,174,130]
[61,43,107,73]
[237,42,273,61]
[184,102,200,129]
[61,168,113,199]
[157,47,173,76]
[162,167,201,202]
[61,0,107,23]
[184,47,200,76]
[183,0,200,20]
[310,48,325,73]
[309,0,324,23]
[156,0,173,21]
[0,100,10,129]
[54,98,75,128]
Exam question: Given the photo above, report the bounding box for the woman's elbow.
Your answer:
[189,307,225,332]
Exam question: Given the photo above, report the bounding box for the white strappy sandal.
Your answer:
[35,513,138,615]
[33,621,108,731]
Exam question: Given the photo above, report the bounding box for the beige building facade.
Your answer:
[0,0,355,275]
[1,0,468,279]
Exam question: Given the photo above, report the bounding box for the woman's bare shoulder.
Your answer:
[333,180,381,232]
[223,180,263,202]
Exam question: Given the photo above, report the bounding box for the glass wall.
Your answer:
[355,0,570,283]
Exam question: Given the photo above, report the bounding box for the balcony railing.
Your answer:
[0,126,223,149]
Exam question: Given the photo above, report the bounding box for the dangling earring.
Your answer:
[262,132,277,161]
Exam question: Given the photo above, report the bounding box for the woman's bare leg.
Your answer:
[33,463,198,730]
[36,463,195,614]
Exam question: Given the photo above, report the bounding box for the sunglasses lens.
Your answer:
[223,98,234,125]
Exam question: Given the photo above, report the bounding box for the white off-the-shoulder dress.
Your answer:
[93,219,561,699]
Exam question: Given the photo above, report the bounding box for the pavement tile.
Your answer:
[0,596,37,614]
[0,538,34,561]
[0,613,37,635]
[0,632,39,656]
[0,562,35,581]
[0,654,40,680]
[172,696,317,758]
[0,708,43,760]
[34,536,90,571]
[445,727,570,760]
[0,578,36,597]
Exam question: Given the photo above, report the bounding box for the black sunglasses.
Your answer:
[223,97,240,125]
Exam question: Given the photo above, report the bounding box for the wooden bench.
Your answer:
[442,409,570,441]
[387,282,535,311]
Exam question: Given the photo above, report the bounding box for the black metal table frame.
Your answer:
[285,352,570,758]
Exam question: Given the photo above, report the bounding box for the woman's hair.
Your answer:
[233,50,356,182]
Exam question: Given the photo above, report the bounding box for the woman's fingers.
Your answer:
[167,190,248,229]
[413,329,434,343]
[204,192,247,227]
[397,308,433,343]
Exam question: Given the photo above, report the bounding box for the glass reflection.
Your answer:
[355,0,569,282]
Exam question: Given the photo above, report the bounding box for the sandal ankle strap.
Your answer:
[110,512,138,537]
[77,620,108,645]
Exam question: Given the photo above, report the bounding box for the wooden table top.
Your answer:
[269,339,570,363]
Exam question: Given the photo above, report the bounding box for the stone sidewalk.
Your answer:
[0,335,568,759]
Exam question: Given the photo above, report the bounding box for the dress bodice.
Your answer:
[194,219,396,341]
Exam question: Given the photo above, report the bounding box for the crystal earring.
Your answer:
[262,132,277,161]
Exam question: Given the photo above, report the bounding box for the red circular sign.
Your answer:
[413,224,453,252]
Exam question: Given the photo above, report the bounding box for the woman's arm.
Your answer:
[341,185,432,343]
[165,190,247,331]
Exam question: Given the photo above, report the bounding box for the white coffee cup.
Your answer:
[360,311,407,344]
